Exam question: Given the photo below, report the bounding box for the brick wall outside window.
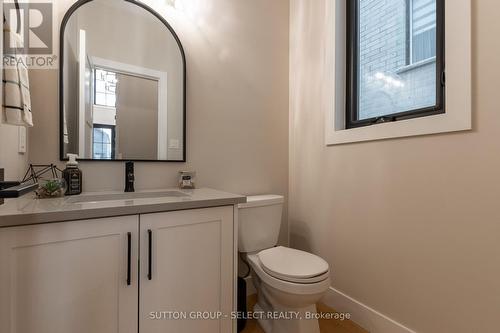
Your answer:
[358,0,436,120]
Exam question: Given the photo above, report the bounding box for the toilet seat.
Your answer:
[247,249,330,295]
[258,246,329,283]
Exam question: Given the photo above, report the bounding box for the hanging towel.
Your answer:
[2,24,33,127]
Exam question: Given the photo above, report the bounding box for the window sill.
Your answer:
[396,57,436,74]
[93,105,116,111]
[325,112,471,145]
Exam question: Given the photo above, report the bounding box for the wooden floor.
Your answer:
[241,295,368,333]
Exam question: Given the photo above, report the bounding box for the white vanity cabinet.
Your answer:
[140,206,234,333]
[0,206,235,333]
[0,216,139,333]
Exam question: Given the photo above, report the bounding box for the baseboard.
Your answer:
[244,277,414,333]
[244,276,256,296]
[322,287,417,333]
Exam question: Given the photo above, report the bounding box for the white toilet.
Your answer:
[238,195,330,333]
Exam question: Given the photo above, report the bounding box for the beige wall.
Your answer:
[0,124,28,180]
[28,0,289,243]
[290,0,500,332]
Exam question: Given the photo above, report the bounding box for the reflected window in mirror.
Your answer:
[92,125,115,160]
[95,69,117,108]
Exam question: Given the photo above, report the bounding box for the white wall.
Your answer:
[290,0,500,332]
[28,0,290,244]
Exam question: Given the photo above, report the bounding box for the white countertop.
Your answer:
[0,188,246,228]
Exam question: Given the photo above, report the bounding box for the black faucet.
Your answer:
[125,162,135,193]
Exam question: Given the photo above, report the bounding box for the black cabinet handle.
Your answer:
[127,232,132,286]
[148,229,153,280]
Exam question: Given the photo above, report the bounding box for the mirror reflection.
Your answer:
[61,0,185,161]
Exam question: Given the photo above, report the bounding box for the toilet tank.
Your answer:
[238,195,284,253]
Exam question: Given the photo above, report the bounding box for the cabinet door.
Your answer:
[0,216,139,333]
[140,206,234,333]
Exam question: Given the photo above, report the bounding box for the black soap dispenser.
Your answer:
[63,154,82,195]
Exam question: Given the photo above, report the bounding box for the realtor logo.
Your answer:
[4,2,53,55]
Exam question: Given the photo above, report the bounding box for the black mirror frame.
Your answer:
[59,0,187,162]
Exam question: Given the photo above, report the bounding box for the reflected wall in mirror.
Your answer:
[60,0,186,161]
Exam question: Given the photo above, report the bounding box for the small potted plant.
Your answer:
[36,179,67,199]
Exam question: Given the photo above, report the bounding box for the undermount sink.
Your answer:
[66,191,189,204]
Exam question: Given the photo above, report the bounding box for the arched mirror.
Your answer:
[60,0,186,162]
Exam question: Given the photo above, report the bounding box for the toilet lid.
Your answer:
[257,246,329,283]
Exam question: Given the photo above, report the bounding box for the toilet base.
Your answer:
[246,252,329,333]
[254,303,272,333]
[254,301,320,333]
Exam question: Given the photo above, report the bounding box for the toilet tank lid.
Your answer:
[238,195,284,208]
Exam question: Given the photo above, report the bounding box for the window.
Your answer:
[346,0,445,129]
[325,0,471,146]
[92,125,115,160]
[94,69,117,108]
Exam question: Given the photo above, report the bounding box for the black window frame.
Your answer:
[346,0,446,129]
